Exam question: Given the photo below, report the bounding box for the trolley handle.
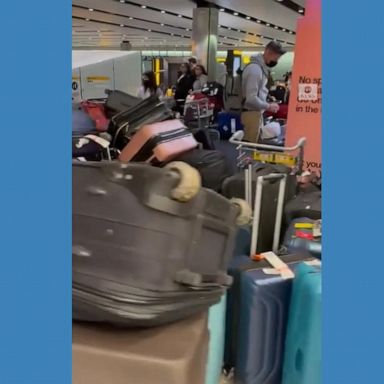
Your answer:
[229,131,306,152]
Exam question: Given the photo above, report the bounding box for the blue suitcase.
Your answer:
[206,295,227,384]
[235,254,314,384]
[217,112,243,140]
[282,262,321,384]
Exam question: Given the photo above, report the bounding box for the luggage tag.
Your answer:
[255,251,295,280]
[313,220,322,238]
[305,259,322,267]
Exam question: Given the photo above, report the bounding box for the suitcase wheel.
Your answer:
[165,161,202,202]
[230,198,252,226]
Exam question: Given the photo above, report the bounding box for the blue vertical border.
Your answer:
[0,1,72,383]
[323,0,384,382]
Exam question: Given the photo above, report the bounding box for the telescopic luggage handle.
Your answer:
[250,173,287,256]
[229,131,306,152]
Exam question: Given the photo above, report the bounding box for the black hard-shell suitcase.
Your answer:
[223,165,296,253]
[108,96,173,150]
[222,163,296,201]
[284,190,321,224]
[104,89,141,118]
[175,149,232,192]
[73,161,245,326]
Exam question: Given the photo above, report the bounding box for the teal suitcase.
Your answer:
[282,262,321,384]
[206,295,226,384]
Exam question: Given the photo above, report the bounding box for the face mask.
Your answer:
[266,60,278,68]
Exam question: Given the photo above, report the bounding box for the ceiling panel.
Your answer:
[72,0,302,49]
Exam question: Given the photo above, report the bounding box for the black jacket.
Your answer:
[174,74,195,102]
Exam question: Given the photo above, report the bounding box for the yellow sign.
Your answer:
[86,76,110,83]
[243,56,251,65]
[253,151,297,167]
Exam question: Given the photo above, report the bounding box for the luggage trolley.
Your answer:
[229,131,306,255]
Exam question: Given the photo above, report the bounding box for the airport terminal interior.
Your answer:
[72,0,321,383]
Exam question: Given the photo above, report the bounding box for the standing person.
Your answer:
[174,62,195,113]
[137,71,163,99]
[192,64,208,93]
[188,56,198,72]
[241,41,286,142]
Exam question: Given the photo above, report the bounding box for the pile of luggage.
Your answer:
[72,89,322,384]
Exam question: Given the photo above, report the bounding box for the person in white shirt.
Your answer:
[192,65,208,93]
[137,71,163,99]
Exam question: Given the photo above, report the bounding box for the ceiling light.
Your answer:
[233,12,238,16]
[148,29,151,32]
[257,20,261,23]
[266,23,270,26]
[120,0,125,3]
[141,5,147,8]
[289,31,293,34]
[161,10,166,13]
[237,29,241,32]
[129,16,133,19]
[274,26,278,29]
[85,18,90,21]
[161,23,164,26]
[282,28,286,31]
[120,24,124,27]
[186,28,189,31]
[220,8,225,12]
[171,33,174,36]
[299,9,304,13]
[178,14,182,17]
[246,16,251,20]
[277,0,283,2]
[228,27,231,30]
[88,8,94,11]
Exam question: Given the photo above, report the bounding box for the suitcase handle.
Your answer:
[174,270,233,288]
[250,173,287,256]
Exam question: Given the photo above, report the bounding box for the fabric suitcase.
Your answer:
[217,112,244,140]
[73,161,247,326]
[175,149,232,192]
[73,312,209,384]
[284,190,321,224]
[282,218,322,259]
[235,255,313,384]
[282,262,321,384]
[80,101,109,131]
[72,107,96,135]
[104,89,141,117]
[206,295,227,384]
[119,119,198,164]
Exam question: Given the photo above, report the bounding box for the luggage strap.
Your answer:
[84,134,110,148]
[254,251,295,280]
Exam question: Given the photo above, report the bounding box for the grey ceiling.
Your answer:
[72,0,305,50]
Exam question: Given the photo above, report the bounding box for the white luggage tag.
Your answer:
[304,259,322,267]
[260,251,295,280]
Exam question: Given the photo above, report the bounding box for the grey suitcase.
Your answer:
[72,161,248,326]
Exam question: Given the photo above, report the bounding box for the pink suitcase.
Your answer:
[119,120,198,164]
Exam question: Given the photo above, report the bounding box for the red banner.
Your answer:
[286,0,321,176]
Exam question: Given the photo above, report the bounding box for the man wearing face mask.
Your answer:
[241,41,286,142]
